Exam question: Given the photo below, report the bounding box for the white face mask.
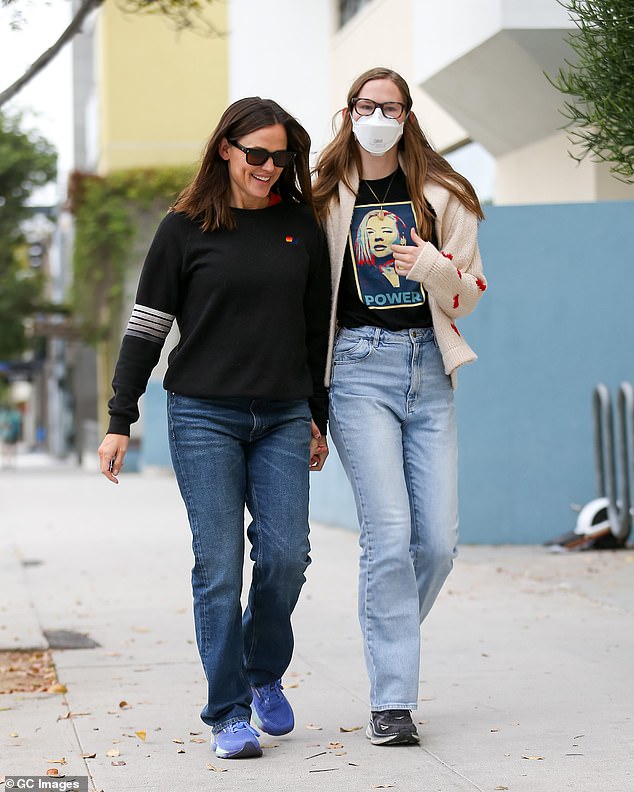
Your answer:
[352,108,404,156]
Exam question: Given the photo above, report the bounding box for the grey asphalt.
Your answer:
[1,455,632,792]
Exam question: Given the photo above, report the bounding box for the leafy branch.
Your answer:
[549,0,634,182]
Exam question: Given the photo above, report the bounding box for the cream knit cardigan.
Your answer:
[322,162,487,388]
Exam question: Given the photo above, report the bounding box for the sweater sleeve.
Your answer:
[304,222,332,436]
[107,213,185,435]
[407,198,486,319]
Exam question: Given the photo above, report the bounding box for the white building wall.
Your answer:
[496,132,595,204]
[410,0,633,203]
[228,0,334,155]
[227,0,633,205]
[332,0,467,151]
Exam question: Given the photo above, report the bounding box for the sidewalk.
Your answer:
[1,462,632,792]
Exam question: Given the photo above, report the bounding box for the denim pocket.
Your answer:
[333,333,374,364]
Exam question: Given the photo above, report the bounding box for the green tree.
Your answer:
[0,111,57,359]
[551,0,634,181]
[0,0,222,108]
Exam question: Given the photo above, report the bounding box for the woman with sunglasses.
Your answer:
[98,97,330,760]
[313,68,486,746]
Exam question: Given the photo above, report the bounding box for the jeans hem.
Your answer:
[212,715,251,734]
[370,703,418,712]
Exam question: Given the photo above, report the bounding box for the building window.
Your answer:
[339,0,373,27]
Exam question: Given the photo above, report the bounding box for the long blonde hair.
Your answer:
[313,67,484,238]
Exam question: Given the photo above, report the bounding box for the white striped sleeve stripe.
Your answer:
[124,303,175,344]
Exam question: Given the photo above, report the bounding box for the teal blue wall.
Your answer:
[139,382,171,468]
[139,202,634,544]
[311,201,634,543]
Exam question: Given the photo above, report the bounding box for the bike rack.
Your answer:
[615,382,633,542]
[592,381,632,545]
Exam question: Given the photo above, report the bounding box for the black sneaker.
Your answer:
[366,710,420,745]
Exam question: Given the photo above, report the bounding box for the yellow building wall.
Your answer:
[96,4,228,173]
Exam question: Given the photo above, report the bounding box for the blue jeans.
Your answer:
[329,326,458,710]
[167,394,312,730]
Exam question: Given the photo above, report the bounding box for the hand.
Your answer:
[98,433,129,484]
[391,227,426,278]
[309,420,329,471]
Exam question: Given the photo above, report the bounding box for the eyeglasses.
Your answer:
[228,139,296,168]
[350,98,407,119]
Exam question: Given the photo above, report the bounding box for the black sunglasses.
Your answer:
[228,139,295,168]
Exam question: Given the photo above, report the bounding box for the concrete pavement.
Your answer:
[1,458,633,792]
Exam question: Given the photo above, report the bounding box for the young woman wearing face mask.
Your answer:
[313,68,487,746]
[98,97,330,761]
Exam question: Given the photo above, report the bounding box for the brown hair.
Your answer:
[173,97,313,232]
[312,67,484,238]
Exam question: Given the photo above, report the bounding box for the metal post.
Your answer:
[592,383,616,505]
[615,382,633,543]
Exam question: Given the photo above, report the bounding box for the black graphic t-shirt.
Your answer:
[337,167,435,330]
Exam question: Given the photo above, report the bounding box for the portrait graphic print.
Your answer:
[349,200,425,310]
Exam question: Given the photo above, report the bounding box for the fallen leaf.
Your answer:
[495,786,509,790]
[339,725,362,733]
[46,769,59,777]
[260,742,279,749]
[176,749,185,754]
[81,753,96,759]
[135,730,146,741]
[522,755,544,760]
[305,723,322,730]
[189,737,206,743]
[328,741,344,749]
[172,738,184,744]
[207,763,227,772]
[9,732,18,737]
[45,758,67,765]
[49,684,67,694]
[111,761,126,766]
[490,728,500,732]
[189,731,202,735]
[285,683,299,688]
[309,768,338,773]
[105,749,120,758]
[118,700,130,709]
[373,786,395,789]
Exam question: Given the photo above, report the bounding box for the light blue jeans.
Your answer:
[167,394,312,731]
[329,326,458,710]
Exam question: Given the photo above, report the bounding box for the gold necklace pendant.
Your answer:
[363,170,397,214]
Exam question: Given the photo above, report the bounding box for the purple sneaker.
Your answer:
[211,720,262,759]
[251,679,294,736]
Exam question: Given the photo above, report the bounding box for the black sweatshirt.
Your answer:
[107,202,331,436]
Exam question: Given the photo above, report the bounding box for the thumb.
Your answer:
[410,227,425,246]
